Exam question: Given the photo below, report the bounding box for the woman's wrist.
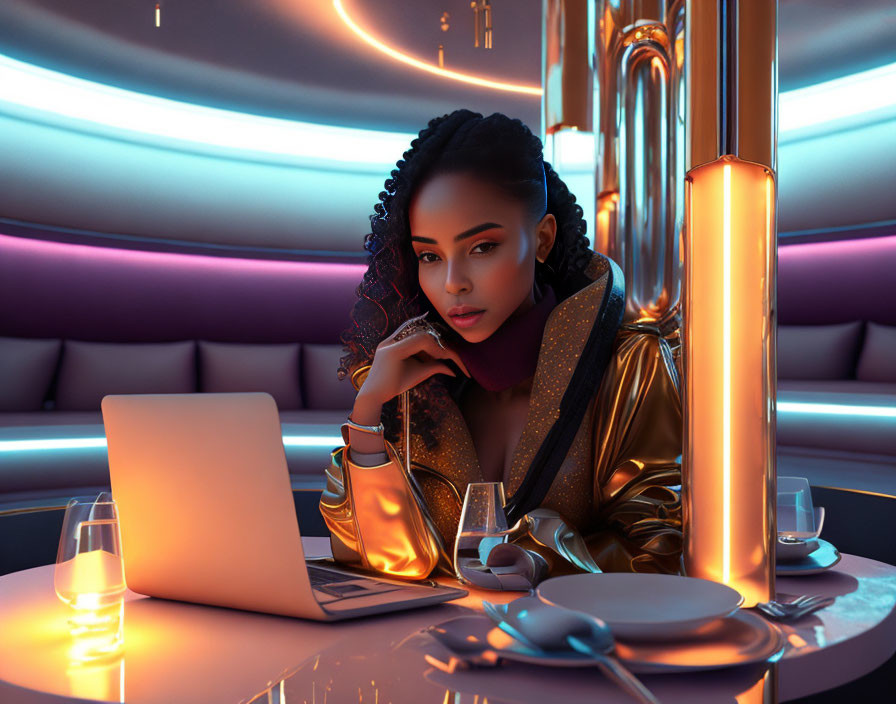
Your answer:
[348,393,386,454]
[351,392,385,426]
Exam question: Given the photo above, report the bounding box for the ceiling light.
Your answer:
[332,0,537,95]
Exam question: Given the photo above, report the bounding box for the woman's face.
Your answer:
[409,171,556,343]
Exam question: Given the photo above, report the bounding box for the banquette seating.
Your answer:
[1,230,895,570]
[0,233,364,514]
[776,234,896,494]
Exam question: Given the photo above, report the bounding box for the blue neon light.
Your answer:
[779,62,896,139]
[0,435,344,453]
[1,402,893,454]
[0,53,413,169]
[1,53,893,164]
[777,402,896,419]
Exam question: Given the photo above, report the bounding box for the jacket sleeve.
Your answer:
[318,427,443,579]
[587,326,684,574]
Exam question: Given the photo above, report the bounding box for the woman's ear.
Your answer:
[535,213,557,262]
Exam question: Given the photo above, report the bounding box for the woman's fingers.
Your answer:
[387,329,472,378]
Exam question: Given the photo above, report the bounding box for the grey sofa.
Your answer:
[0,230,367,512]
[0,337,356,510]
[776,321,896,496]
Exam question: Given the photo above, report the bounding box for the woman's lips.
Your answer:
[450,310,485,328]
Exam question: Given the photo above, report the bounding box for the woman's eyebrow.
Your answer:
[411,222,503,245]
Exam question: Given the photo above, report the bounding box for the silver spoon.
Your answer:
[483,599,660,704]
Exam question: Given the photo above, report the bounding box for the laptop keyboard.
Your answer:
[307,564,362,587]
[308,564,401,600]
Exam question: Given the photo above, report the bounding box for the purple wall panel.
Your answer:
[3,229,895,343]
[0,234,366,344]
[778,234,896,326]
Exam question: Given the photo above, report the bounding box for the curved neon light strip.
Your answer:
[4,403,893,453]
[778,402,896,418]
[0,51,892,166]
[0,53,413,168]
[780,62,896,136]
[332,0,541,96]
[0,436,344,453]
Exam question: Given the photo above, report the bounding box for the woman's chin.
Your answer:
[453,325,495,344]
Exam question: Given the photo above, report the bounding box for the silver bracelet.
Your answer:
[344,417,384,435]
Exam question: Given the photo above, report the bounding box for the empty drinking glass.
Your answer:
[453,482,511,584]
[777,476,816,538]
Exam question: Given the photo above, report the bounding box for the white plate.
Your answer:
[536,573,744,640]
[425,612,784,674]
[776,539,841,576]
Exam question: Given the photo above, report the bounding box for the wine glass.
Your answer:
[453,482,511,584]
[54,492,126,659]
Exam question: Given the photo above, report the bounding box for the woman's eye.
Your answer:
[416,252,439,263]
[472,242,498,254]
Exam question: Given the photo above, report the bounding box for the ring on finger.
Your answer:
[394,321,444,349]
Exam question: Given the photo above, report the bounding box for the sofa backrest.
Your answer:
[0,336,359,412]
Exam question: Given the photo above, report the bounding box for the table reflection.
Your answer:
[1,551,894,703]
[252,621,780,704]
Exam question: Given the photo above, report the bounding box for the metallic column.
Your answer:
[682,0,778,607]
[594,0,685,329]
[542,1,597,231]
[542,0,594,136]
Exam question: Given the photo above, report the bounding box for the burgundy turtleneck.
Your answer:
[453,284,558,392]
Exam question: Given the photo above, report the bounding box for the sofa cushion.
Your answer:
[0,337,61,411]
[302,344,356,410]
[856,322,896,383]
[199,341,302,410]
[56,340,196,411]
[777,321,863,380]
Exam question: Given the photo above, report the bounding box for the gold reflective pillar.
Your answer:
[682,0,778,607]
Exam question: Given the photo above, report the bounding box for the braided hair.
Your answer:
[338,110,594,449]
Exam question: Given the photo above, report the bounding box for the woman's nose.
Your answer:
[444,260,472,295]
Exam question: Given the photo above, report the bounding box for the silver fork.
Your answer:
[756,595,834,621]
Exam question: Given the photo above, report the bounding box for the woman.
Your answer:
[319,110,682,584]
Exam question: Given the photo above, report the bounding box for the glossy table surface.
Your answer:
[1,537,895,704]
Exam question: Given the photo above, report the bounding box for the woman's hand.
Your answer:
[349,318,470,454]
[357,321,470,410]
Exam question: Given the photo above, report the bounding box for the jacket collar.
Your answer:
[407,251,623,496]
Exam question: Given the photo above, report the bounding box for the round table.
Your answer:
[1,537,895,704]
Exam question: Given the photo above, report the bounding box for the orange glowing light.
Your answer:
[788,633,808,648]
[331,1,541,96]
[55,549,126,610]
[683,155,776,608]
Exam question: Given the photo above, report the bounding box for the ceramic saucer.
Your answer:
[776,536,819,562]
[776,538,841,576]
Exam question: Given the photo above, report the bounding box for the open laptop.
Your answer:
[101,392,466,621]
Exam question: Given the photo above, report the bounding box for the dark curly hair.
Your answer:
[337,109,594,449]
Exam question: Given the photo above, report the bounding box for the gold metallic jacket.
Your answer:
[320,252,683,580]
